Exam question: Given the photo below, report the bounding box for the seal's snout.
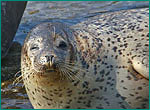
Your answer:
[45,55,55,67]
[40,54,56,69]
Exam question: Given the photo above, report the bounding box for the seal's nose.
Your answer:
[45,55,54,62]
[45,55,55,67]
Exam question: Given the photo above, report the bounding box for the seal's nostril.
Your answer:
[50,55,54,62]
[45,55,50,62]
[45,55,54,63]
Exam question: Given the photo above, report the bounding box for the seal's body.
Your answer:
[21,8,149,109]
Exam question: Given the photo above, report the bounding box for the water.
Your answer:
[1,80,33,109]
[2,1,149,109]
[14,1,149,44]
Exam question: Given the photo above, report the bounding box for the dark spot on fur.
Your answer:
[73,81,80,86]
[96,78,104,82]
[112,46,118,52]
[136,96,142,100]
[116,93,121,97]
[99,69,105,75]
[105,72,110,76]
[111,41,115,44]
[92,88,99,92]
[138,29,143,32]
[135,92,139,94]
[42,95,52,101]
[32,97,35,100]
[47,103,51,105]
[137,87,142,90]
[77,100,81,103]
[107,77,111,80]
[129,94,134,96]
[126,76,132,80]
[107,38,111,41]
[67,90,72,94]
[37,102,41,106]
[123,87,128,90]
[65,106,70,108]
[121,96,126,100]
[26,87,30,91]
[104,87,107,92]
[96,106,104,109]
[32,91,35,95]
[82,81,89,88]
[82,36,88,39]
[99,86,103,90]
[106,101,110,106]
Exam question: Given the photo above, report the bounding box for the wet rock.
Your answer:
[1,1,27,58]
[1,79,33,109]
[1,41,22,81]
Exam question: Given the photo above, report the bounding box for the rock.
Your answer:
[1,1,27,58]
[1,41,22,81]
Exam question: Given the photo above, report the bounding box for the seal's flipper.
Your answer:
[132,57,149,79]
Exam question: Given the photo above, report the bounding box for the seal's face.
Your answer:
[24,23,76,76]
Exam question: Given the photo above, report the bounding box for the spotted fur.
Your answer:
[21,8,149,109]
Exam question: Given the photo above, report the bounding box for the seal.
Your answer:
[21,8,149,109]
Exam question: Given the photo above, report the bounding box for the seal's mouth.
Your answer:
[33,62,58,74]
[32,60,86,82]
[45,69,56,73]
[46,61,57,70]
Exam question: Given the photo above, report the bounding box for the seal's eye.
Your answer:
[58,41,67,49]
[30,45,39,51]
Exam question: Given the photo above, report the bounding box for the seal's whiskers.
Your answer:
[13,71,34,86]
[57,63,72,81]
[60,64,82,81]
[14,70,21,77]
[13,75,23,85]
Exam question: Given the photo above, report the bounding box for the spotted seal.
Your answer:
[21,8,149,109]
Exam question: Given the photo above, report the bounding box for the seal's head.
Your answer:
[22,22,77,81]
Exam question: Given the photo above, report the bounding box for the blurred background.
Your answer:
[14,1,149,44]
